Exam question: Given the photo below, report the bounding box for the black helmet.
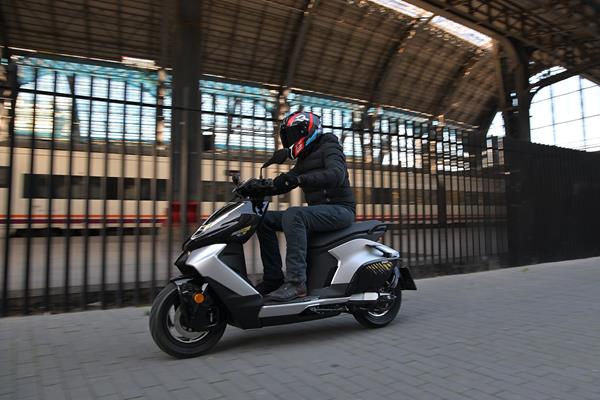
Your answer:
[280,111,323,159]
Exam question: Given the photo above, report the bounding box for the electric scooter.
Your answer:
[149,150,417,358]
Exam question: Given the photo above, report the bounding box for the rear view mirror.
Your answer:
[260,149,289,178]
[262,149,289,169]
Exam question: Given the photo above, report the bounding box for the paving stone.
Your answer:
[1,257,599,400]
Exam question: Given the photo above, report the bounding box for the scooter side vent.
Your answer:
[346,259,397,294]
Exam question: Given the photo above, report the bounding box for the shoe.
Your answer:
[268,282,307,302]
[255,279,284,295]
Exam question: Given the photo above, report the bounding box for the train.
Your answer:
[0,143,506,236]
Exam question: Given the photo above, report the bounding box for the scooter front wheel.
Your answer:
[149,283,226,358]
[352,287,402,328]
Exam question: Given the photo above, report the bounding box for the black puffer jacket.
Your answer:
[289,133,356,211]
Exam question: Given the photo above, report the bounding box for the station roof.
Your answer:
[2,0,599,128]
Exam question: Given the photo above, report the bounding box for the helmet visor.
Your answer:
[280,123,306,148]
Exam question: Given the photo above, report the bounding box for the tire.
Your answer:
[149,283,226,358]
[352,287,402,329]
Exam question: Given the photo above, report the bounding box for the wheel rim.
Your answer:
[367,290,395,318]
[166,304,210,343]
[368,308,391,318]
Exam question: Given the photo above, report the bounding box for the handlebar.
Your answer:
[233,178,275,199]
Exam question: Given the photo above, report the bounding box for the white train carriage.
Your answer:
[1,144,505,236]
[0,146,170,235]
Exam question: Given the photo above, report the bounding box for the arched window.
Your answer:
[487,71,600,152]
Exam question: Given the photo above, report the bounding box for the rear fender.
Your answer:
[398,265,417,290]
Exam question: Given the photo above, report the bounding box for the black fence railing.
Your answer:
[504,139,600,265]
[1,61,510,316]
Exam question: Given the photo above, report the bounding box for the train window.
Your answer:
[157,180,167,201]
[23,174,169,200]
[70,176,86,198]
[407,189,416,204]
[89,177,102,198]
[23,174,47,198]
[106,177,118,199]
[0,166,9,188]
[123,178,137,200]
[140,179,151,200]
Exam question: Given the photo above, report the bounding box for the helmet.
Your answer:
[279,111,322,159]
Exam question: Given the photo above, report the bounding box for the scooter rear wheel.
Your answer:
[352,287,402,328]
[149,283,226,358]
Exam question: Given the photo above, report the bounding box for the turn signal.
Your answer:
[193,293,205,304]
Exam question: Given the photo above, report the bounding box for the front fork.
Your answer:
[171,277,222,331]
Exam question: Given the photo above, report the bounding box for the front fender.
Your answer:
[185,244,258,297]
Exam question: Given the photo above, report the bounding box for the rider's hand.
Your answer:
[236,179,261,197]
[273,173,299,193]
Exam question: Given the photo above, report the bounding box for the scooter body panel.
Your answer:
[328,239,399,285]
[185,244,259,297]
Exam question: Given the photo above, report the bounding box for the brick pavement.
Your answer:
[1,257,599,400]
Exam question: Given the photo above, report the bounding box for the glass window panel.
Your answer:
[15,93,35,135]
[17,65,36,86]
[582,86,600,117]
[584,116,600,151]
[486,112,504,137]
[110,80,125,101]
[554,120,584,149]
[34,94,55,138]
[75,75,91,97]
[92,77,109,99]
[142,85,155,104]
[530,100,553,129]
[532,86,551,102]
[126,83,142,103]
[550,76,580,96]
[581,77,596,89]
[531,125,554,146]
[37,71,56,92]
[54,96,72,139]
[552,92,582,124]
[56,74,71,95]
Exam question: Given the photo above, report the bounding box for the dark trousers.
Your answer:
[257,204,355,284]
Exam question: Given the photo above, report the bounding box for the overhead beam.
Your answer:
[431,49,484,118]
[281,0,320,90]
[0,0,13,57]
[366,16,431,106]
[272,0,319,128]
[405,0,596,72]
[358,15,433,128]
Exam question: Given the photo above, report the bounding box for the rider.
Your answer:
[256,111,356,302]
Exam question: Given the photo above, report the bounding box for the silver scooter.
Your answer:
[149,151,416,358]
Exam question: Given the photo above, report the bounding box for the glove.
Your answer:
[236,179,263,198]
[273,173,299,193]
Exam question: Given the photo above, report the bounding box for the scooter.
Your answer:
[149,150,417,358]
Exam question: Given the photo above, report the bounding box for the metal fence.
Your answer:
[504,139,600,265]
[1,57,509,316]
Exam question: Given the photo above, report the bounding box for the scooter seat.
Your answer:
[308,220,386,249]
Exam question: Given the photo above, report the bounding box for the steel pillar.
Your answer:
[171,0,202,236]
[171,0,204,237]
[494,40,532,141]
